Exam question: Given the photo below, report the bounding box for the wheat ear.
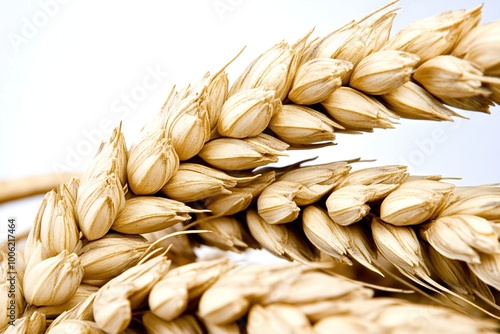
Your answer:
[2,1,500,332]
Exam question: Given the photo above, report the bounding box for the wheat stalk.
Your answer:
[1,1,500,332]
[0,172,78,204]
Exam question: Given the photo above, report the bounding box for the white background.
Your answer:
[1,0,499,240]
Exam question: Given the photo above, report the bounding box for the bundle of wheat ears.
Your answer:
[2,1,500,333]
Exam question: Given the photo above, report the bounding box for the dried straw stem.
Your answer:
[0,172,78,204]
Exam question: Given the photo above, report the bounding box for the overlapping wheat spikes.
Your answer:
[2,1,500,333]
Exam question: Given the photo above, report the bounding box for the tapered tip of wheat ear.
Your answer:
[2,1,500,333]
